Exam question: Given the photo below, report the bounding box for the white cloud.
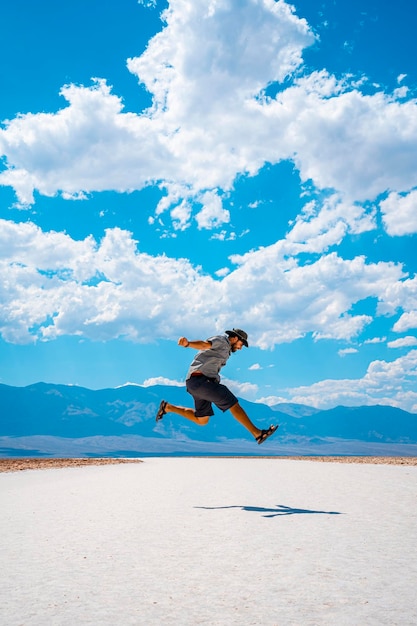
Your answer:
[227,243,405,348]
[387,336,417,349]
[0,79,168,207]
[338,348,358,356]
[170,199,192,231]
[1,0,415,232]
[380,190,417,236]
[393,311,417,333]
[142,376,184,387]
[137,0,157,8]
[249,363,262,370]
[0,218,409,347]
[287,350,417,413]
[222,377,258,400]
[270,74,417,203]
[210,231,237,242]
[285,194,375,255]
[129,0,313,111]
[256,395,288,406]
[195,192,230,230]
[0,0,312,214]
[393,86,409,99]
[377,276,417,321]
[215,267,230,277]
[0,219,221,343]
[364,336,386,344]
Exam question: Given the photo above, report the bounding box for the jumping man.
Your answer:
[156,328,278,445]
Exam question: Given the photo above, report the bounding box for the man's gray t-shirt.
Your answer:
[186,334,231,382]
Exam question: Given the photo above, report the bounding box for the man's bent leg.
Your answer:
[165,402,210,426]
[229,402,262,439]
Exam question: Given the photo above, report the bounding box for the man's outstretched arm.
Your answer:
[178,337,212,350]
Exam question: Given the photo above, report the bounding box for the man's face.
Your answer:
[230,337,244,352]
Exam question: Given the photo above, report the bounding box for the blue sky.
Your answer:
[1,0,417,412]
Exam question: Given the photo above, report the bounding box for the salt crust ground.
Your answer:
[1,458,416,625]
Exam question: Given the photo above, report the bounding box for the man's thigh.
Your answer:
[186,376,237,413]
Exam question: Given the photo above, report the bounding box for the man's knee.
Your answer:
[196,415,210,426]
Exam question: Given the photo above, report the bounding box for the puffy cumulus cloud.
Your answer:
[393,311,417,333]
[170,199,192,231]
[388,336,417,349]
[222,377,259,400]
[226,241,405,347]
[380,189,417,236]
[286,350,417,413]
[0,218,97,279]
[129,0,312,113]
[127,4,414,213]
[195,192,230,230]
[285,194,376,254]
[377,275,417,326]
[0,0,313,213]
[0,219,219,344]
[0,79,177,207]
[273,76,417,203]
[2,0,415,232]
[0,217,410,347]
[0,0,417,234]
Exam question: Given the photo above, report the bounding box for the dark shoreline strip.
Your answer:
[1,456,416,472]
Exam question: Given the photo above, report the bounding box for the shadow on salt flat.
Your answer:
[195,504,342,518]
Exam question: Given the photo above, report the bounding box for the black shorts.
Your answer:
[186,375,238,417]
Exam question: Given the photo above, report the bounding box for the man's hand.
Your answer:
[178,336,190,347]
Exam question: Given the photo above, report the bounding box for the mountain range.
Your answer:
[1,382,417,457]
